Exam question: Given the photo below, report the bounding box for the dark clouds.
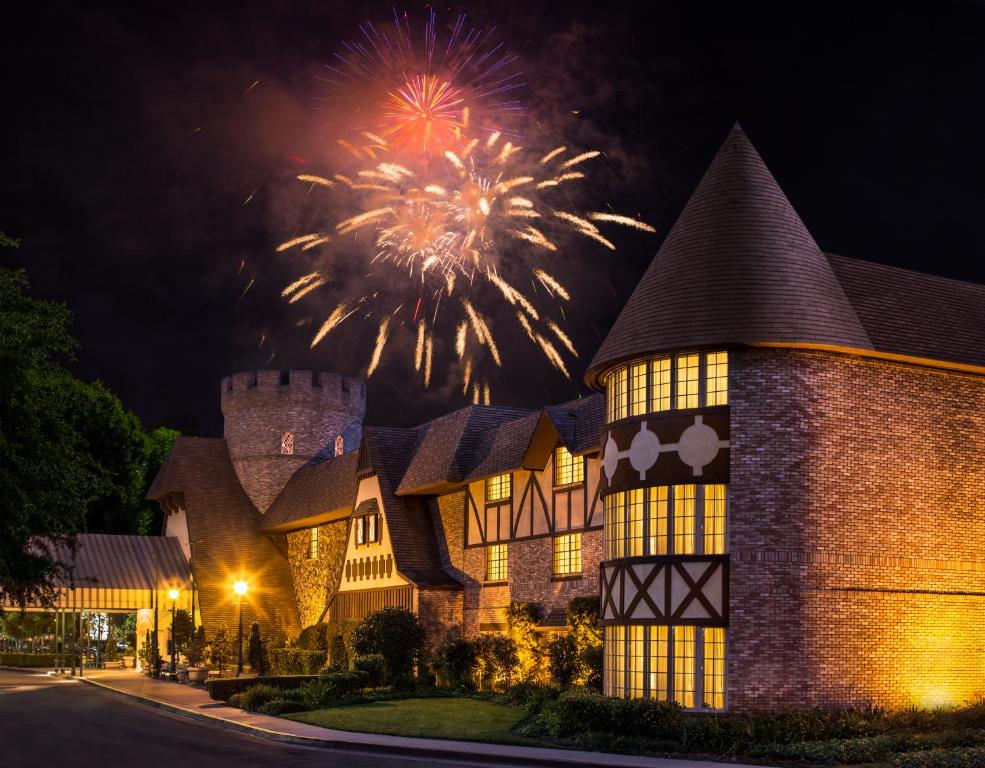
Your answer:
[3,1,985,436]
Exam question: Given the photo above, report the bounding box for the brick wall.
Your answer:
[432,492,602,635]
[285,520,348,628]
[729,347,985,710]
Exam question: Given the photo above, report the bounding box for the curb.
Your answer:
[77,677,666,768]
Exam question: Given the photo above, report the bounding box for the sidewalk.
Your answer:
[78,670,764,768]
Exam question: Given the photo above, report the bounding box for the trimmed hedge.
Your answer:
[205,675,317,701]
[0,653,59,667]
[269,648,325,675]
[893,746,985,768]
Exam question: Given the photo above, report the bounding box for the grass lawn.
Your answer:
[286,697,543,745]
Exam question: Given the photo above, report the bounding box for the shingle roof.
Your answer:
[46,534,191,591]
[262,451,359,533]
[586,124,985,387]
[544,394,605,455]
[586,124,874,387]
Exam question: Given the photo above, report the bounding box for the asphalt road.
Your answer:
[0,669,501,768]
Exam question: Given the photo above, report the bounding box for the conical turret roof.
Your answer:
[586,125,874,387]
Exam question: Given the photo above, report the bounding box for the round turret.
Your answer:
[220,370,366,513]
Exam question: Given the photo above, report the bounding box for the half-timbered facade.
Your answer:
[151,124,985,713]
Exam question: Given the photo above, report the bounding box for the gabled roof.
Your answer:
[544,394,605,455]
[587,124,873,387]
[262,451,359,534]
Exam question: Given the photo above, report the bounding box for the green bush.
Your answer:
[506,601,543,682]
[0,653,59,667]
[546,634,579,687]
[209,629,230,672]
[491,682,561,714]
[257,699,312,716]
[579,646,603,691]
[296,624,329,651]
[430,635,477,689]
[892,746,985,768]
[268,647,326,675]
[247,622,270,676]
[322,619,360,671]
[353,654,387,686]
[206,675,318,702]
[351,607,425,681]
[235,684,282,712]
[535,687,683,739]
[318,669,370,697]
[473,633,518,691]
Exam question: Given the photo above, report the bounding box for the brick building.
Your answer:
[150,125,985,711]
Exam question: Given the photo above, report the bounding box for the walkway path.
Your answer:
[79,669,765,768]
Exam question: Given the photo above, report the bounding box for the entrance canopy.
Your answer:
[12,534,192,612]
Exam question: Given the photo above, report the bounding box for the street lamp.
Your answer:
[233,580,248,677]
[168,588,179,679]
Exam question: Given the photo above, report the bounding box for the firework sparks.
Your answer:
[367,317,390,376]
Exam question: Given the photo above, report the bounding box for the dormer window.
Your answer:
[281,431,295,455]
[605,351,728,422]
[486,473,512,503]
[554,446,584,487]
[307,527,319,559]
[355,512,380,546]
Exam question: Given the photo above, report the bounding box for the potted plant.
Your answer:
[122,645,135,669]
[185,627,209,684]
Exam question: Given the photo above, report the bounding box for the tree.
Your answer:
[140,427,180,534]
[247,622,269,676]
[170,609,195,655]
[507,600,544,682]
[209,629,231,672]
[351,607,425,681]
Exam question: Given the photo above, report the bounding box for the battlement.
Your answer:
[220,370,366,414]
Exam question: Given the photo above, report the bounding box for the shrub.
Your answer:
[236,683,282,712]
[268,648,326,675]
[0,653,59,667]
[257,699,312,716]
[579,645,603,692]
[209,629,230,672]
[206,675,318,702]
[547,634,579,687]
[323,619,360,671]
[171,609,195,654]
[506,601,543,682]
[430,635,477,689]
[247,622,270,676]
[492,682,562,714]
[351,607,425,681]
[473,633,518,691]
[353,654,387,687]
[185,626,207,667]
[318,669,370,697]
[296,624,329,651]
[535,687,683,739]
[892,746,985,768]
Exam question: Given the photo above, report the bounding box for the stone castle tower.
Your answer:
[220,369,366,513]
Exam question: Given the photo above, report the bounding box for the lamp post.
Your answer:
[168,588,179,678]
[234,580,248,677]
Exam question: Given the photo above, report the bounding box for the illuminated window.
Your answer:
[554,446,584,487]
[675,354,700,409]
[552,533,582,575]
[705,352,728,406]
[486,544,508,581]
[281,431,295,455]
[334,435,344,456]
[367,513,379,543]
[650,357,671,411]
[703,484,727,555]
[703,627,726,710]
[673,484,696,555]
[649,625,669,701]
[673,625,696,708]
[607,367,628,422]
[486,473,512,503]
[307,527,319,559]
[355,516,365,546]
[630,362,648,417]
[606,485,726,557]
[606,624,725,709]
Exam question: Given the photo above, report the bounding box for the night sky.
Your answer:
[4,1,985,437]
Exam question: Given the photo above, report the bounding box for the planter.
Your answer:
[186,667,209,684]
[122,656,135,669]
[176,668,189,684]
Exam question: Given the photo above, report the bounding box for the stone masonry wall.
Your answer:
[729,347,985,710]
[432,493,602,636]
[286,520,348,629]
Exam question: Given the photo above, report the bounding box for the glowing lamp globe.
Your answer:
[168,588,179,601]
[233,580,248,597]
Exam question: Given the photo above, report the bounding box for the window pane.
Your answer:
[673,625,696,708]
[355,517,365,545]
[608,367,628,422]
[486,473,511,502]
[604,492,625,560]
[630,362,647,417]
[308,527,319,559]
[703,485,727,555]
[628,625,644,698]
[675,354,700,409]
[648,486,669,556]
[554,446,583,487]
[604,626,623,697]
[552,533,582,575]
[649,625,669,701]
[673,485,696,555]
[486,544,508,581]
[703,627,726,710]
[705,351,728,406]
[368,514,378,543]
[627,489,644,557]
[650,358,671,412]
